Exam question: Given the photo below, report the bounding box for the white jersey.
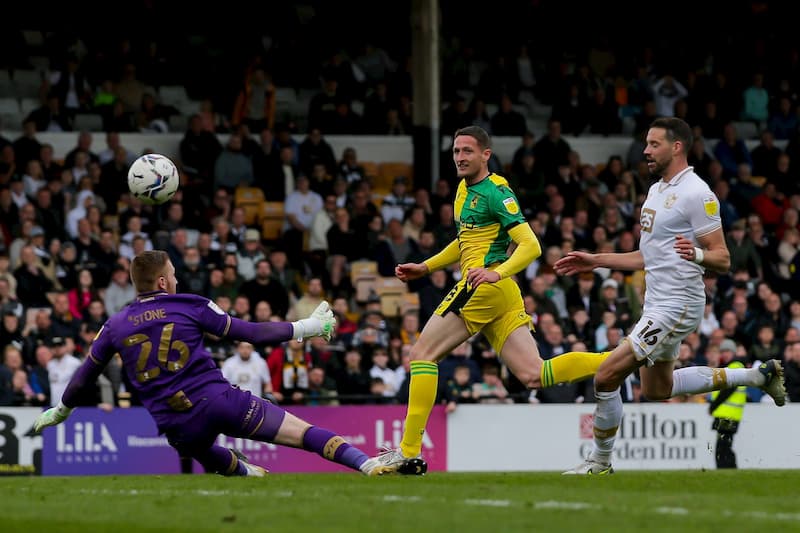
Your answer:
[639,167,721,308]
[47,354,82,405]
[221,352,271,397]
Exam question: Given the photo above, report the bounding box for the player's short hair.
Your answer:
[130,250,169,292]
[649,117,693,155]
[454,125,491,150]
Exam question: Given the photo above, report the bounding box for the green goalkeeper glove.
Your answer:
[291,301,337,342]
[33,402,74,434]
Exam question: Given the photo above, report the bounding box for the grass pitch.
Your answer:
[1,470,799,532]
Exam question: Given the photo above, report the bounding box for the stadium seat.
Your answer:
[733,121,759,140]
[158,85,190,108]
[400,292,420,315]
[260,201,285,241]
[274,87,297,105]
[11,70,43,98]
[361,160,379,180]
[0,71,14,97]
[235,186,265,204]
[375,276,408,317]
[19,97,40,115]
[376,161,413,192]
[350,260,379,303]
[354,277,378,304]
[349,260,378,285]
[0,97,20,114]
[73,113,104,132]
[169,113,189,132]
[261,200,284,220]
[28,56,50,72]
[261,219,283,241]
[235,186,266,225]
[239,203,263,227]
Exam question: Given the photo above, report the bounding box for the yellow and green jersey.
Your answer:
[453,173,526,272]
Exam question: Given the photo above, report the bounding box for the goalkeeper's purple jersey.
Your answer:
[88,291,234,430]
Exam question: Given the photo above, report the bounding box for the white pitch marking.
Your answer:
[535,500,598,510]
[383,495,421,502]
[743,511,800,522]
[655,507,689,515]
[464,499,511,507]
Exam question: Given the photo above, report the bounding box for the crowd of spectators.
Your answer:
[2,9,800,409]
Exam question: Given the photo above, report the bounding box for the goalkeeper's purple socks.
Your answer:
[197,445,248,476]
[303,426,369,471]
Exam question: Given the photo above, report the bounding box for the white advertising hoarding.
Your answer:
[447,404,800,471]
[0,407,43,475]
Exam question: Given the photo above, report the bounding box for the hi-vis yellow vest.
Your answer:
[711,361,747,422]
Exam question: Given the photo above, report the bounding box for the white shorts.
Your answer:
[626,302,703,366]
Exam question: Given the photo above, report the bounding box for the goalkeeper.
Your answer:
[33,250,415,477]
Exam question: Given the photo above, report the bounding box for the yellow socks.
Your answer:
[399,360,438,458]
[541,351,610,387]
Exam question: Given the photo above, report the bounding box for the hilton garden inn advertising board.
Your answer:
[447,403,800,471]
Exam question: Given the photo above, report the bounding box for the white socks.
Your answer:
[671,366,765,396]
[590,388,622,464]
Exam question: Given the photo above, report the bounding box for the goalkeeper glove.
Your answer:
[33,402,74,434]
[291,301,337,341]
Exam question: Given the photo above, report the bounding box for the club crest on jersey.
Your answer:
[664,193,677,208]
[703,195,719,216]
[470,196,479,209]
[502,197,519,214]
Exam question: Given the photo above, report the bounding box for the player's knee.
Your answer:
[641,384,671,401]
[516,370,537,388]
[408,343,436,361]
[594,365,618,390]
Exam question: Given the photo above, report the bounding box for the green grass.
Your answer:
[2,471,800,532]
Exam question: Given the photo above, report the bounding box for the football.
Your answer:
[127,153,179,205]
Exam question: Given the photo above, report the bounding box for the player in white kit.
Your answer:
[554,117,786,474]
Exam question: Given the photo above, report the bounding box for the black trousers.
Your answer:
[713,418,739,469]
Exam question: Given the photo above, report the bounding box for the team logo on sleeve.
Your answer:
[502,197,519,214]
[703,195,719,217]
[207,300,226,315]
[640,207,656,233]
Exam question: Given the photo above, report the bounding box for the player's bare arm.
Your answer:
[395,262,429,282]
[674,230,730,273]
[554,250,644,276]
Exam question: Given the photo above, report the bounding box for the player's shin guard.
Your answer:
[541,351,610,387]
[302,426,368,472]
[590,388,622,464]
[400,360,438,458]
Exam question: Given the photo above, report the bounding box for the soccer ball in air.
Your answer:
[127,153,179,205]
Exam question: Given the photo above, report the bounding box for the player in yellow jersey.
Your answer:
[368,126,609,473]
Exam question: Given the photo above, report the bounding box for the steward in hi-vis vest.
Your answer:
[709,360,747,469]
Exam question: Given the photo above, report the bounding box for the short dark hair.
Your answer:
[454,125,491,150]
[649,117,693,155]
[130,250,169,292]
